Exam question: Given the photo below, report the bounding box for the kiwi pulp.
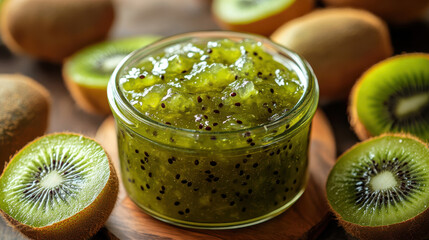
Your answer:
[326,134,429,240]
[63,36,160,115]
[350,53,429,141]
[0,133,118,240]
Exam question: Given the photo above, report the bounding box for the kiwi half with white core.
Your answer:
[212,0,313,36]
[350,53,429,141]
[326,134,429,240]
[215,0,295,23]
[0,133,118,240]
[63,36,160,115]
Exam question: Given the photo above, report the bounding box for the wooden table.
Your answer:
[1,0,429,239]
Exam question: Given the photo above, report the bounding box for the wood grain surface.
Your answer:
[94,109,336,240]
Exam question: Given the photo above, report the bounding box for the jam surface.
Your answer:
[120,39,303,131]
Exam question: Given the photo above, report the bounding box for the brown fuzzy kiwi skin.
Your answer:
[337,210,429,240]
[271,8,393,102]
[323,0,429,25]
[63,69,111,115]
[348,53,429,141]
[0,133,119,240]
[0,0,114,63]
[212,0,314,36]
[327,133,429,240]
[0,74,50,172]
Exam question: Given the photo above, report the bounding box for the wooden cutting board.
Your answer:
[95,109,336,240]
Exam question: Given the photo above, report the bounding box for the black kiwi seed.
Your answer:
[22,156,85,205]
[352,156,423,208]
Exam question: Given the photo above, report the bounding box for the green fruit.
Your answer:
[326,134,429,240]
[0,0,114,62]
[0,133,119,240]
[0,74,50,172]
[349,53,429,142]
[212,0,313,36]
[63,36,160,115]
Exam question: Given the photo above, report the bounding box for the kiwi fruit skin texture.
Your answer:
[0,74,50,171]
[349,53,429,141]
[0,133,119,240]
[271,8,393,102]
[323,0,429,25]
[63,36,160,115]
[326,133,429,240]
[212,0,314,36]
[0,0,115,63]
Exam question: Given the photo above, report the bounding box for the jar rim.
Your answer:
[108,31,318,136]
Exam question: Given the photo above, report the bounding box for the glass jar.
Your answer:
[107,31,318,229]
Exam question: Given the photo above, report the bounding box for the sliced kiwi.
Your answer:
[212,0,313,36]
[63,36,160,115]
[326,134,429,240]
[349,53,429,142]
[0,74,50,171]
[0,133,118,240]
[0,0,115,62]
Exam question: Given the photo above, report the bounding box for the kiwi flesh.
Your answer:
[0,133,119,240]
[0,74,50,172]
[0,0,114,63]
[212,0,313,36]
[323,0,429,25]
[271,8,393,102]
[349,53,429,142]
[63,36,160,115]
[326,134,429,240]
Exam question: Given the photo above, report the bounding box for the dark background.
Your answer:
[1,0,428,239]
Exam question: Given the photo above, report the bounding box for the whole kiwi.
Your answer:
[0,0,115,63]
[0,74,50,171]
[323,0,429,25]
[271,8,393,102]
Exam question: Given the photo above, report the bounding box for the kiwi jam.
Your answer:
[108,32,319,229]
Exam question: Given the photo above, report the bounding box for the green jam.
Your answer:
[120,39,303,131]
[114,37,314,228]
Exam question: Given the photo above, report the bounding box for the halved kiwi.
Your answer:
[63,36,160,115]
[212,0,313,36]
[326,134,429,240]
[0,133,119,240]
[349,53,429,142]
[0,74,50,171]
[0,0,115,62]
[323,0,429,24]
